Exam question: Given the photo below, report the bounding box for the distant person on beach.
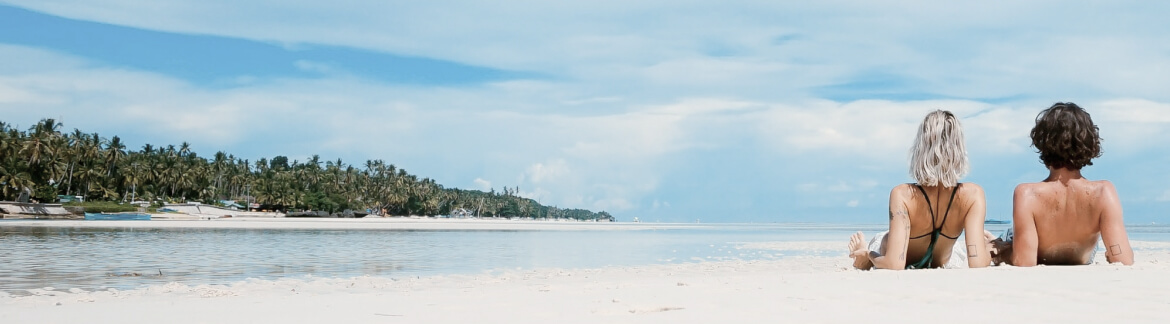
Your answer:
[989,103,1133,266]
[848,110,991,270]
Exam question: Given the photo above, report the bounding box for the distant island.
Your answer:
[0,118,613,221]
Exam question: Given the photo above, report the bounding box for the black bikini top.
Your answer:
[906,183,961,269]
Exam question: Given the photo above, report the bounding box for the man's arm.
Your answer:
[1098,181,1133,265]
[1011,185,1039,267]
[870,185,911,270]
[962,184,990,268]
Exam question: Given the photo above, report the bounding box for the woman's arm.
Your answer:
[1098,181,1133,265]
[962,184,990,268]
[870,185,911,270]
[1011,185,1039,267]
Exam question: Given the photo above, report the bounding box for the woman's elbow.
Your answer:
[968,258,990,268]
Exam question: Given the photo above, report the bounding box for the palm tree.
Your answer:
[21,119,61,166]
[0,170,33,200]
[60,129,87,196]
[122,158,145,202]
[1,118,612,218]
[211,151,230,199]
[104,136,126,177]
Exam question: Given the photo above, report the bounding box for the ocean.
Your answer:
[1,222,1167,295]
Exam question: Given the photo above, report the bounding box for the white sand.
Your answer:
[3,239,1168,324]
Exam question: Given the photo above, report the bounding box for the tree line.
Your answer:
[0,118,614,221]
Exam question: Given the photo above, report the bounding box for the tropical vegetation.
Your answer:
[0,118,613,221]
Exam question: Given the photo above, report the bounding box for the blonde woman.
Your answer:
[848,110,991,269]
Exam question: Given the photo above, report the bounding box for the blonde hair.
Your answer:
[909,110,969,187]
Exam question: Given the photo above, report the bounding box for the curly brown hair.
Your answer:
[1030,102,1102,170]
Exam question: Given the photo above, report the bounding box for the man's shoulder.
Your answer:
[1013,182,1044,194]
[1085,179,1120,203]
[1087,179,1117,191]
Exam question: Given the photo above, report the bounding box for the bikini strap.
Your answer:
[908,184,936,240]
[938,183,961,240]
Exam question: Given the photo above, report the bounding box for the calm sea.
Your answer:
[1,222,1167,295]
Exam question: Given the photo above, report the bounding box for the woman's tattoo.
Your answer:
[967,245,977,257]
[889,209,908,221]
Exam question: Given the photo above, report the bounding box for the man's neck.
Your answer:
[1045,167,1084,184]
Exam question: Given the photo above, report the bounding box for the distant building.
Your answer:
[449,208,473,218]
[219,200,244,210]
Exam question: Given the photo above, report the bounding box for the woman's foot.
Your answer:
[848,232,873,269]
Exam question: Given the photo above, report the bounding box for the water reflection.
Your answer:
[2,223,1166,295]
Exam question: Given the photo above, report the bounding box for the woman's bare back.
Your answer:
[899,183,981,267]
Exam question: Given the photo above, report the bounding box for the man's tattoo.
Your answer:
[899,251,905,260]
[1109,244,1122,256]
[967,245,977,257]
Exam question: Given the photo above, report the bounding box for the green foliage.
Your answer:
[0,118,614,221]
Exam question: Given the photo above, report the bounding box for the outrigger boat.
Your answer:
[84,212,151,220]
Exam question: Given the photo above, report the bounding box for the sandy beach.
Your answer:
[0,217,707,231]
[2,219,1167,324]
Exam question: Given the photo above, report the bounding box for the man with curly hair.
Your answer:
[990,103,1134,266]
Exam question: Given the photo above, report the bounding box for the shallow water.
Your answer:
[0,222,1166,294]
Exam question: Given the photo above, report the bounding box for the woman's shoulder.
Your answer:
[956,182,985,199]
[889,183,919,198]
[956,182,984,192]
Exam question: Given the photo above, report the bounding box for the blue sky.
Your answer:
[1,1,1168,224]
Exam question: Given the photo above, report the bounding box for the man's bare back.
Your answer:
[995,168,1133,266]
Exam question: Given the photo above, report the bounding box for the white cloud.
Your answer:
[592,197,633,211]
[756,99,1018,162]
[1092,99,1170,155]
[293,60,339,74]
[5,2,1170,221]
[472,178,492,192]
[798,180,880,193]
[0,45,683,212]
[522,159,569,184]
[10,1,1170,102]
[0,83,55,104]
[651,199,670,209]
[1158,190,1170,202]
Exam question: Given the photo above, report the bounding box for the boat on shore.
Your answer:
[985,219,1010,225]
[84,212,151,221]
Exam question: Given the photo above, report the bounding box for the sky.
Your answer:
[1,1,1168,224]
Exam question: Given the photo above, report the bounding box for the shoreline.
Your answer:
[0,217,717,231]
[0,217,897,231]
